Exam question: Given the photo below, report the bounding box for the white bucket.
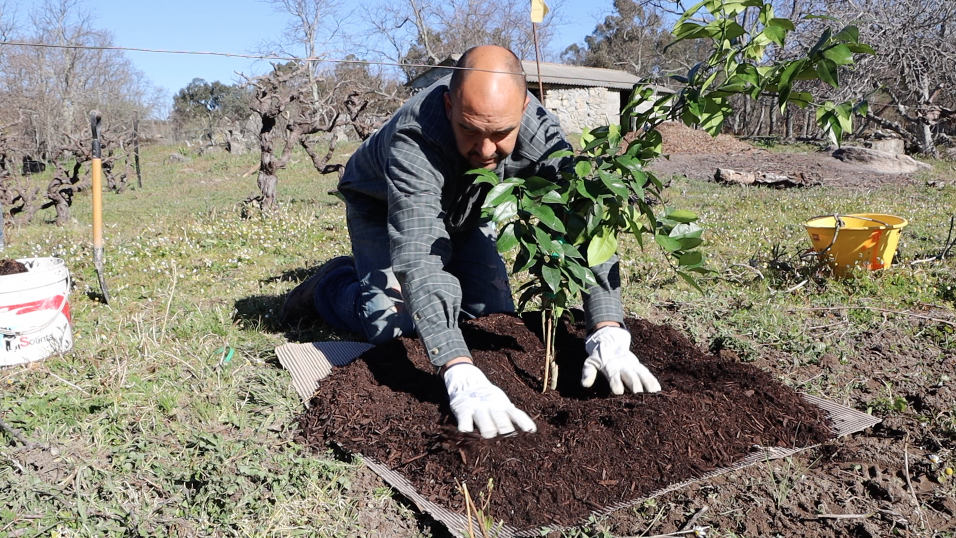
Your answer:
[0,257,73,366]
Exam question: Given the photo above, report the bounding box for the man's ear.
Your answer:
[523,94,531,110]
[444,92,453,120]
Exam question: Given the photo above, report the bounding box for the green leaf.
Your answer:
[666,209,698,223]
[834,25,859,43]
[768,17,796,31]
[678,237,704,249]
[525,176,560,197]
[679,251,703,266]
[788,91,813,108]
[762,25,786,46]
[808,27,832,57]
[675,0,709,27]
[515,242,538,273]
[587,227,618,266]
[541,264,561,292]
[655,233,682,252]
[670,222,704,239]
[575,160,593,178]
[496,222,519,253]
[585,203,605,235]
[530,204,566,233]
[492,199,517,223]
[469,168,499,186]
[534,224,554,251]
[823,44,853,66]
[575,178,598,201]
[484,182,515,207]
[561,241,584,260]
[816,58,839,87]
[778,58,806,88]
[567,261,598,288]
[548,149,574,160]
[673,21,710,41]
[598,170,630,198]
[540,190,564,204]
[677,271,705,294]
[516,284,542,312]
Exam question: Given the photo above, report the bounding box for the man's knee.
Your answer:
[361,287,414,344]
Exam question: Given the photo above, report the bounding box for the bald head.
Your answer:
[444,45,531,170]
[449,45,527,98]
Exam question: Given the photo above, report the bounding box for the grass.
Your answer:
[1,141,955,537]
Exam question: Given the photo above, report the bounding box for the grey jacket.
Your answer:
[339,77,623,367]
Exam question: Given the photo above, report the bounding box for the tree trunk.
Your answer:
[257,172,278,209]
[258,115,278,209]
[917,121,937,156]
[735,97,748,135]
[785,108,794,141]
[768,105,776,137]
[803,108,812,139]
[750,103,765,137]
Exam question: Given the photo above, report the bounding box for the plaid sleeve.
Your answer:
[582,255,625,330]
[385,129,471,368]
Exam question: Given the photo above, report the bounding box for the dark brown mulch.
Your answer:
[0,259,27,276]
[298,313,832,530]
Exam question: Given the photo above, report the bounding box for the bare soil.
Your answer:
[0,259,28,275]
[299,313,834,532]
[601,315,956,537]
[648,122,924,188]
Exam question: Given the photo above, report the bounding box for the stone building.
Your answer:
[409,56,674,134]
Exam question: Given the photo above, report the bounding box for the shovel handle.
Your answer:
[90,110,103,250]
[90,110,102,158]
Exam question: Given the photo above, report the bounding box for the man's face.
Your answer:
[444,79,530,170]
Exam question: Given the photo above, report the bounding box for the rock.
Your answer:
[166,153,191,164]
[867,138,905,155]
[714,168,755,184]
[832,146,931,174]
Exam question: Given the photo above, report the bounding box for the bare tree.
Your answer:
[0,0,163,158]
[821,0,955,155]
[359,0,562,82]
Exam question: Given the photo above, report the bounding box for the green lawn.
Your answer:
[1,141,954,537]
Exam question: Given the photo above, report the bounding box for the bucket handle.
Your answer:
[0,289,71,338]
[806,214,892,228]
[803,214,845,259]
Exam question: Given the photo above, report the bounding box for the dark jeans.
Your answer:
[317,197,514,345]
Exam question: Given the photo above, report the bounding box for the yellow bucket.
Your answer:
[804,213,908,275]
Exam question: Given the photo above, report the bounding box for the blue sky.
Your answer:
[17,0,617,105]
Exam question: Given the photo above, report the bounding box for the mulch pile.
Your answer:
[0,259,28,276]
[298,313,832,530]
[654,121,756,155]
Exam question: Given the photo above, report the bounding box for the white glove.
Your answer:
[582,326,662,395]
[443,363,537,438]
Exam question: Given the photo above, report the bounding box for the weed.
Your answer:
[457,479,504,538]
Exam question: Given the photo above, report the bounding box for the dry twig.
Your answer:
[902,437,926,530]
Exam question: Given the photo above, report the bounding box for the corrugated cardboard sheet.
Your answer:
[277,341,881,537]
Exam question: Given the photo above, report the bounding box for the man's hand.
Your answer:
[582,326,662,395]
[443,363,537,438]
